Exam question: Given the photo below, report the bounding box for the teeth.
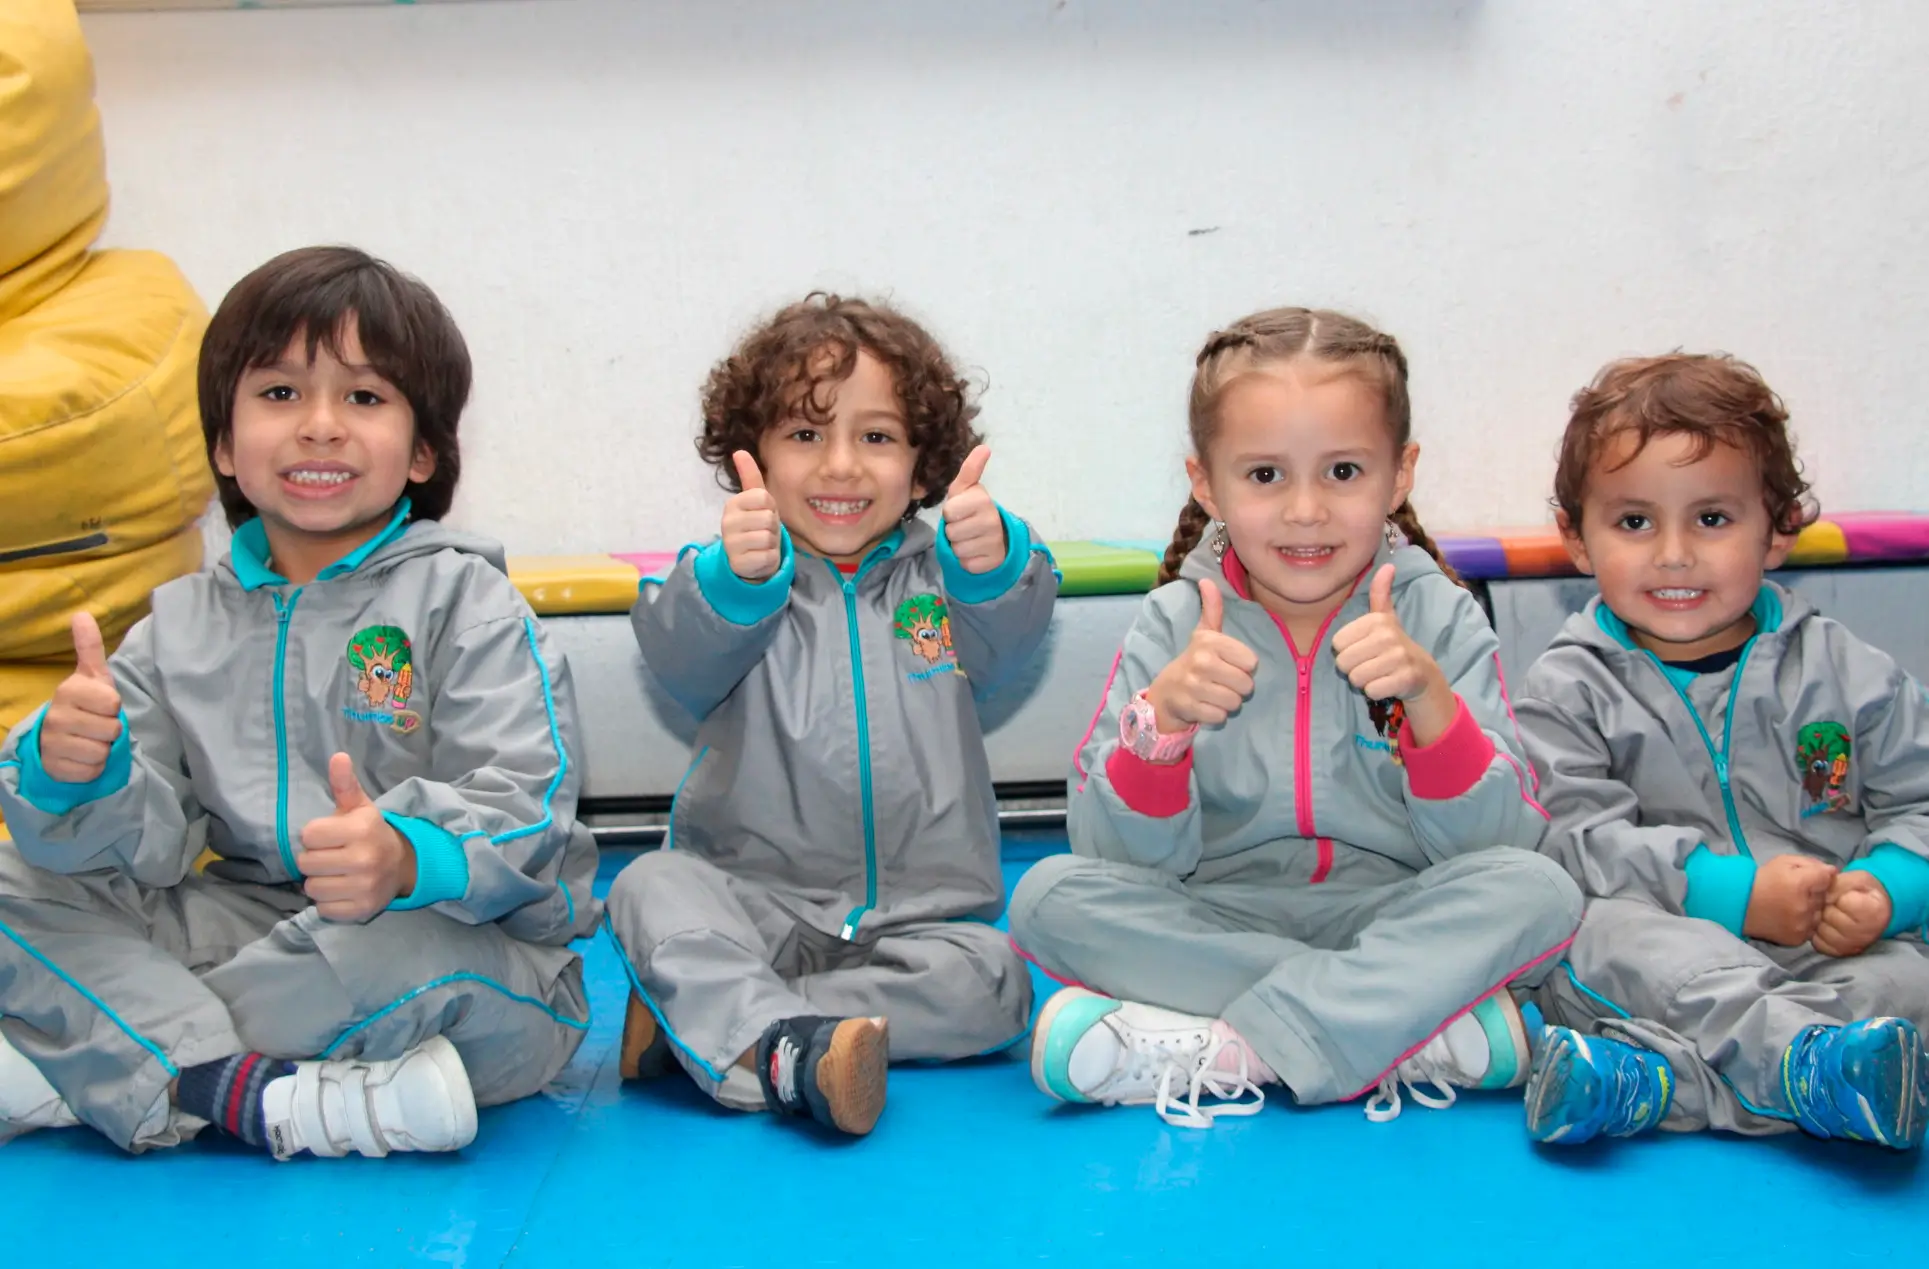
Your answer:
[1280,547,1332,557]
[1652,588,1703,600]
[809,498,869,516]
[287,470,352,486]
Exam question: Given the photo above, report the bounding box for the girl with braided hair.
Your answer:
[1013,307,1580,1129]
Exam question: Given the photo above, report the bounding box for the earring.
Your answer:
[1383,519,1407,552]
[1209,522,1231,559]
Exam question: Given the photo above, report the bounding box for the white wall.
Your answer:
[81,0,1929,556]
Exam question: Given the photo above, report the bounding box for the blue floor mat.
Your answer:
[3,832,1921,1267]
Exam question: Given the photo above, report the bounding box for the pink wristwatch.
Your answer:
[1119,690,1198,764]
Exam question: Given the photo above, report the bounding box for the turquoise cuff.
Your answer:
[691,529,795,626]
[383,813,472,910]
[1683,844,1756,936]
[16,707,133,815]
[1845,844,1929,939]
[938,504,1032,605]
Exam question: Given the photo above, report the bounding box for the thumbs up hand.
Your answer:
[39,613,126,784]
[1145,578,1261,730]
[297,753,418,922]
[722,450,784,581]
[1332,564,1455,745]
[942,444,1007,575]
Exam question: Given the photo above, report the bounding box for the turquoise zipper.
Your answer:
[1645,641,1757,858]
[830,551,889,939]
[271,588,305,878]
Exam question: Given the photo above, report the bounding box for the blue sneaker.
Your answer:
[1782,1018,1928,1149]
[1524,1026,1673,1145]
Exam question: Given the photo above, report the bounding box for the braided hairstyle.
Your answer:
[1158,307,1462,588]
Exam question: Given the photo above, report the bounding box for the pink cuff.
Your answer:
[1105,746,1194,818]
[1399,696,1496,800]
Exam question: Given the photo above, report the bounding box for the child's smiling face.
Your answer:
[1561,429,1795,660]
[1189,361,1414,636]
[216,317,433,579]
[757,349,925,566]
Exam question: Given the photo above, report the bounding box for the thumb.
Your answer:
[328,752,375,814]
[948,444,991,498]
[1197,577,1225,634]
[732,449,765,494]
[71,611,111,681]
[1369,564,1396,616]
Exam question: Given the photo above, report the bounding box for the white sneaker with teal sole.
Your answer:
[1030,987,1265,1129]
[1366,992,1532,1122]
[0,1028,78,1138]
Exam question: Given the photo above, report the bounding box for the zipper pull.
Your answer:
[1715,755,1730,784]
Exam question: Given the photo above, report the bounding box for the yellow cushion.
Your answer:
[0,250,212,731]
[0,0,107,326]
[508,556,644,616]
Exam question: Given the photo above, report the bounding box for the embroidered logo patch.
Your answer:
[893,593,962,681]
[1357,697,1407,767]
[1796,721,1851,816]
[344,624,422,734]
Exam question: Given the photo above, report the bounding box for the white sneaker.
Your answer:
[262,1035,478,1161]
[1031,987,1265,1129]
[0,1029,78,1135]
[1366,992,1531,1123]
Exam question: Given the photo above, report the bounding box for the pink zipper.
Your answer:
[1276,608,1345,885]
[1221,549,1373,887]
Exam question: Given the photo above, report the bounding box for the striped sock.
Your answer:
[176,1053,297,1149]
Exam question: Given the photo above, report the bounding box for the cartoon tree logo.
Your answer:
[1796,721,1851,811]
[347,625,414,709]
[893,594,954,666]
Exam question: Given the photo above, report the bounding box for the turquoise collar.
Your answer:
[1595,585,1783,660]
[230,499,414,591]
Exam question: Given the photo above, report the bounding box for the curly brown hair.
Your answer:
[1555,353,1816,536]
[697,293,981,516]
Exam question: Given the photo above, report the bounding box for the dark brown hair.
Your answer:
[198,246,472,528]
[1555,353,1815,535]
[698,293,981,515]
[1158,307,1460,587]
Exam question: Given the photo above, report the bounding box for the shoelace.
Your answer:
[1144,1037,1266,1129]
[1365,1051,1460,1124]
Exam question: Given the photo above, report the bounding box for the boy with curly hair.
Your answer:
[1517,352,1929,1151]
[605,294,1056,1136]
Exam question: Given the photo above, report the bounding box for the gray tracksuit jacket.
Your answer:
[1070,538,1549,882]
[631,512,1056,938]
[0,509,599,946]
[1516,585,1929,942]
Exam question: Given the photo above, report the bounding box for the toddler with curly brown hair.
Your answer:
[602,293,1057,1136]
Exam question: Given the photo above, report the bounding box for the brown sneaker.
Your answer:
[619,992,673,1081]
[754,1015,889,1136]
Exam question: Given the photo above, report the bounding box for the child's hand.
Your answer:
[1742,853,1836,946]
[1812,870,1892,958]
[38,613,124,784]
[297,754,418,923]
[722,450,783,581]
[1331,565,1455,745]
[942,445,1007,574]
[1146,578,1259,730]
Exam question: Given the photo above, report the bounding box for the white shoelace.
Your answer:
[1364,1051,1460,1123]
[1137,1036,1266,1129]
[772,1036,802,1106]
